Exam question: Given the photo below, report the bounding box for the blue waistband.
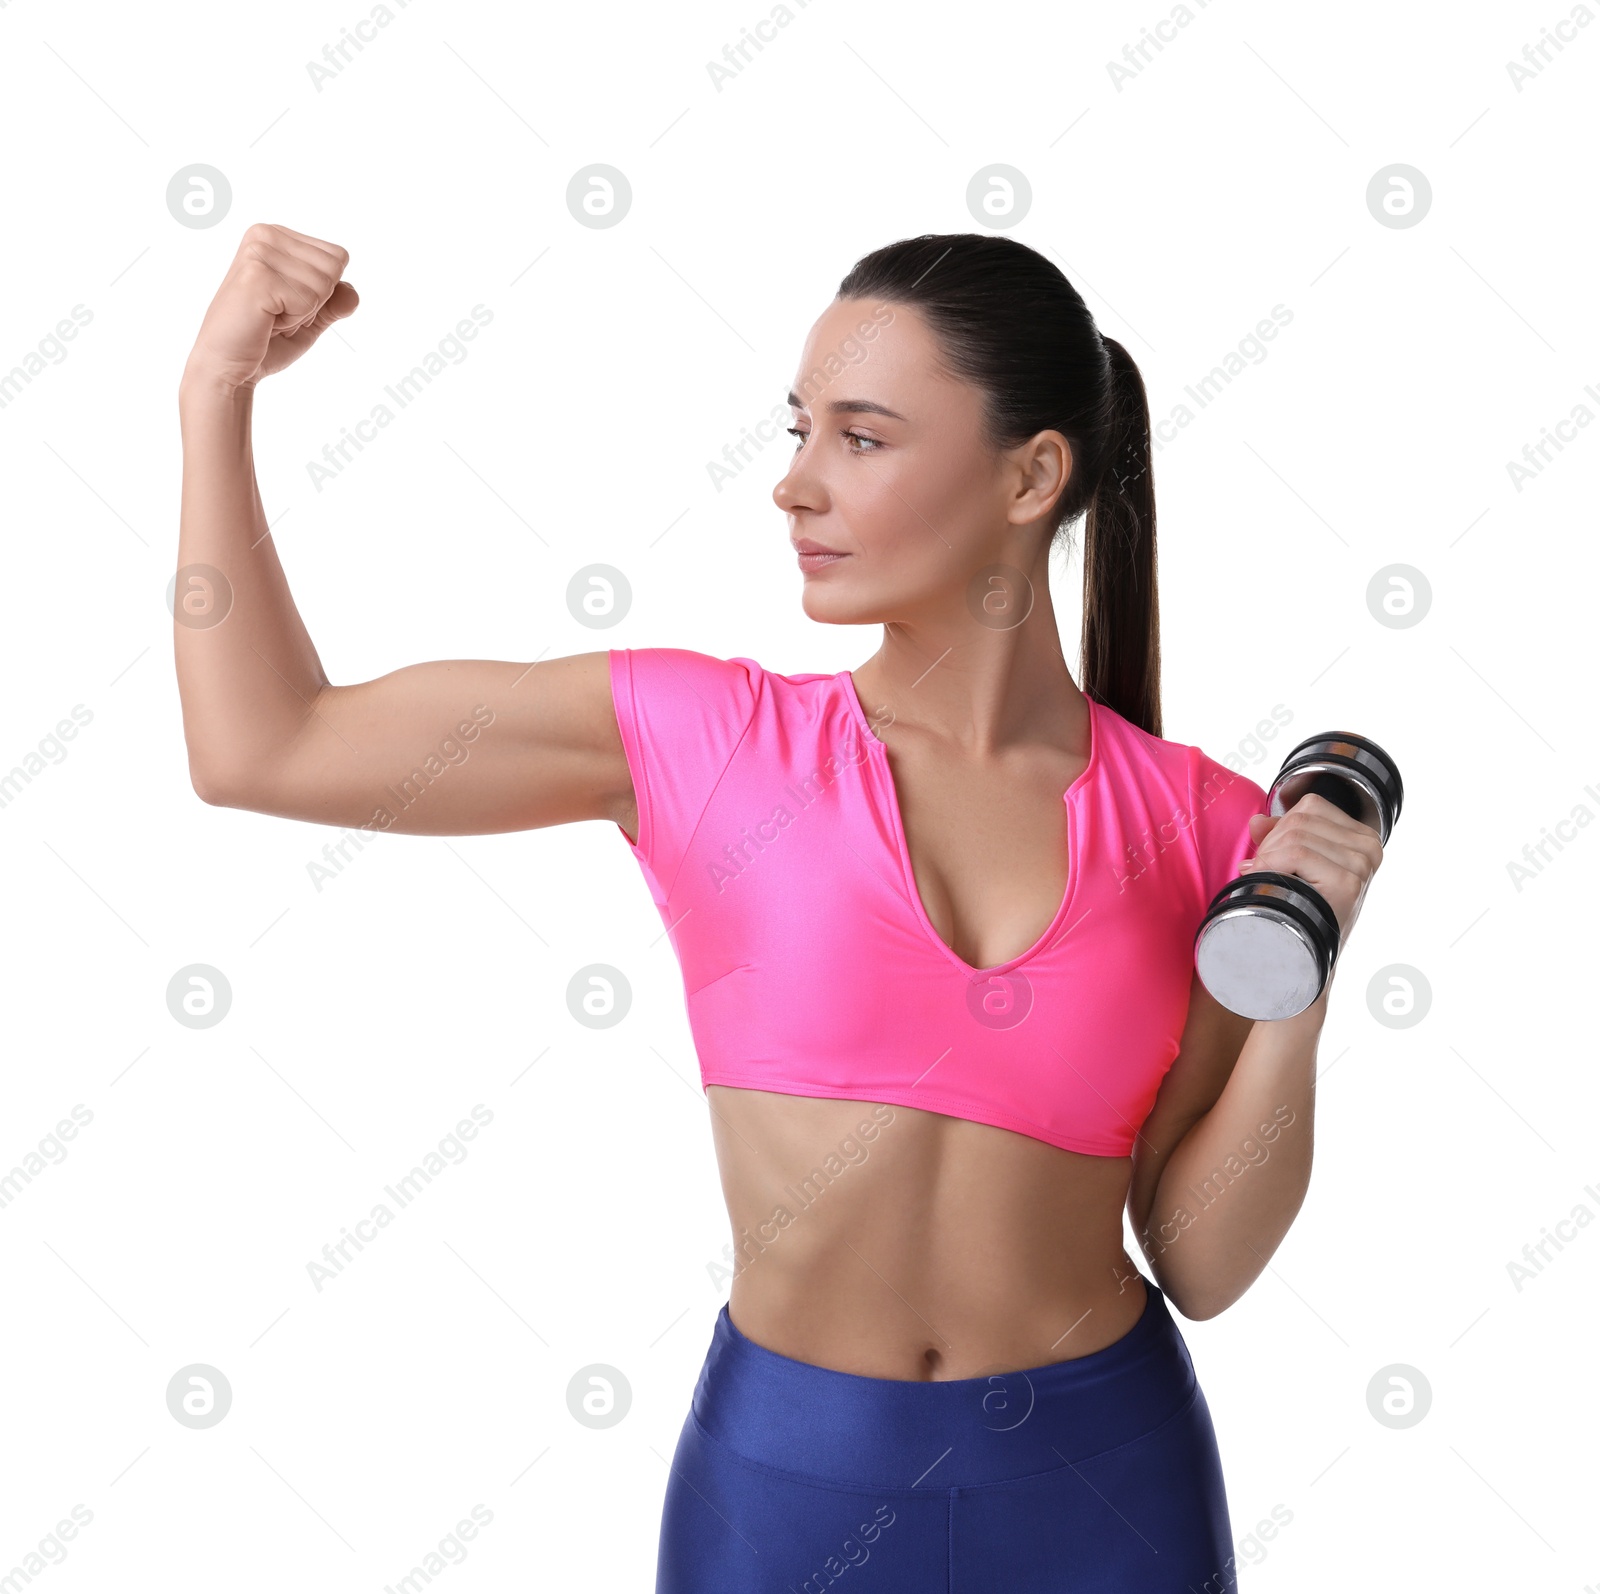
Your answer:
[689,1274,1199,1491]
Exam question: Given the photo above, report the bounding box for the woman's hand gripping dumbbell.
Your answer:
[1194,734,1400,1020]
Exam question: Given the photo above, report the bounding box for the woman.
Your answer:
[175,226,1382,1591]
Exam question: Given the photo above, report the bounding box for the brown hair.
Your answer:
[837,233,1161,735]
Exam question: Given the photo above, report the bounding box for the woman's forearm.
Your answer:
[1141,991,1327,1318]
[175,370,329,794]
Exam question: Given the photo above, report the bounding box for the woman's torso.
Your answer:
[607,649,1264,1381]
[710,674,1144,1381]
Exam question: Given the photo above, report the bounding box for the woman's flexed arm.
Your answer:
[175,224,634,838]
[1127,795,1385,1318]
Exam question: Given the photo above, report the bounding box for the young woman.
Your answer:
[175,226,1382,1592]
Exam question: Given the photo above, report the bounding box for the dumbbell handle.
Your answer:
[1266,734,1402,845]
[1287,769,1371,825]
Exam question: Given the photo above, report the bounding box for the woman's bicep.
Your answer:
[201,649,635,837]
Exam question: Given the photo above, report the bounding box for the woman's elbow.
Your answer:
[1154,1273,1235,1322]
[189,759,254,808]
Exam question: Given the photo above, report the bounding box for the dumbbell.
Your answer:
[1194,733,1402,1021]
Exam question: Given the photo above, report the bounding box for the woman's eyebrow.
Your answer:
[785,391,907,421]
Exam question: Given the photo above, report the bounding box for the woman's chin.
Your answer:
[800,587,876,626]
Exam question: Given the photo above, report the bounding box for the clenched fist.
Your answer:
[1239,792,1383,947]
[183,223,359,394]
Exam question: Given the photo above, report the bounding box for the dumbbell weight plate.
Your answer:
[1194,871,1341,1021]
[1269,733,1402,843]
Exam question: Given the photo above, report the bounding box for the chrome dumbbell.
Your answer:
[1194,733,1402,1020]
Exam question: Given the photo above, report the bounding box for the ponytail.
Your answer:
[1082,335,1160,737]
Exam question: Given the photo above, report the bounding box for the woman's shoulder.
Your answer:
[609,648,854,737]
[608,648,762,743]
[1090,696,1270,817]
[613,647,847,698]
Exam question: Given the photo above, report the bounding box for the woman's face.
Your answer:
[773,297,1069,627]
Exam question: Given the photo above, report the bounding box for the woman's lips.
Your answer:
[793,540,848,572]
[797,550,849,572]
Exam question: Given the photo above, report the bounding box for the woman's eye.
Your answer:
[785,426,880,453]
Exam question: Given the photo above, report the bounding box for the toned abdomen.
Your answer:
[706,1083,1149,1382]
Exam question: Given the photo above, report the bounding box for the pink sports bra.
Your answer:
[608,648,1268,1159]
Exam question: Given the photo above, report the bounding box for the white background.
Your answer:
[1,0,1596,1588]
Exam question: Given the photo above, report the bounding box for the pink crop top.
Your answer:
[608,648,1269,1159]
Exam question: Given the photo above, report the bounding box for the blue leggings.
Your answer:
[656,1276,1236,1593]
